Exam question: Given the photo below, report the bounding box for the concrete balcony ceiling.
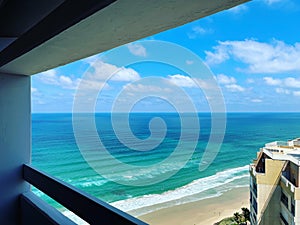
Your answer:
[0,0,248,76]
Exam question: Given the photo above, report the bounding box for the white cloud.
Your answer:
[217,74,236,84]
[123,83,172,93]
[263,0,283,5]
[59,76,73,86]
[75,61,141,93]
[111,68,140,82]
[205,45,230,65]
[187,26,213,39]
[115,81,200,112]
[263,77,282,86]
[264,76,300,97]
[293,91,300,96]
[192,26,207,34]
[78,79,109,91]
[37,69,57,84]
[37,69,80,89]
[31,87,42,97]
[87,61,117,81]
[127,43,147,57]
[264,76,300,88]
[225,84,245,92]
[251,99,262,103]
[167,74,197,88]
[215,74,245,92]
[275,88,290,94]
[37,61,139,92]
[205,39,300,73]
[284,77,300,88]
[166,74,216,91]
[227,4,248,14]
[33,99,45,105]
[86,61,140,82]
[194,79,217,91]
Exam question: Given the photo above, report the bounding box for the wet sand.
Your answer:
[138,187,249,225]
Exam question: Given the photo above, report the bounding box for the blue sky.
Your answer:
[32,0,300,112]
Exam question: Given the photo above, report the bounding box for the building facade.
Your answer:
[250,138,300,225]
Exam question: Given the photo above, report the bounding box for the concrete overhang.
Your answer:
[0,0,249,76]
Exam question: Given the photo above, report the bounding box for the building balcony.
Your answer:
[281,174,296,193]
[280,213,289,225]
[280,198,295,225]
[249,163,265,177]
[249,164,257,176]
[21,164,147,225]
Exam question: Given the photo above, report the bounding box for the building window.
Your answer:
[253,198,257,214]
[251,211,257,224]
[253,181,257,197]
[281,191,288,209]
[280,213,289,225]
[291,200,295,216]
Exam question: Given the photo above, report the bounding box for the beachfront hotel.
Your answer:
[250,138,300,225]
[0,1,249,224]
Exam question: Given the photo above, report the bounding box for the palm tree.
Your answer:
[233,212,242,224]
[241,207,250,221]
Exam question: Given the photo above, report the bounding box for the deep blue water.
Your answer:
[32,113,300,215]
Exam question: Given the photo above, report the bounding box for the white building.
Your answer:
[250,138,300,225]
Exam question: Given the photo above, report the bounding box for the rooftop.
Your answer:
[263,138,300,166]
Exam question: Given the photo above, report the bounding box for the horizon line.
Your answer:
[31,111,300,114]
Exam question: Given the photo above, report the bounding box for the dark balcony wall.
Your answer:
[0,73,31,225]
[282,161,299,187]
[290,161,299,187]
[256,153,270,173]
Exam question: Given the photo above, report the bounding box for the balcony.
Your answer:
[281,175,296,193]
[22,164,147,225]
[250,211,257,225]
[281,191,289,209]
[249,163,265,177]
[280,213,289,225]
[0,1,252,224]
[250,164,258,176]
[250,151,268,176]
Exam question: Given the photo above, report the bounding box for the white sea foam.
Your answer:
[111,165,249,216]
[31,177,108,199]
[70,177,108,188]
[110,158,196,183]
[60,165,249,223]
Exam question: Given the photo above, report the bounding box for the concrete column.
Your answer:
[0,73,31,225]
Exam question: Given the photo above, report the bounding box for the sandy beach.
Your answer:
[138,187,249,225]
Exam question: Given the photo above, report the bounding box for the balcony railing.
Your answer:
[249,164,257,176]
[281,174,295,193]
[281,192,289,209]
[22,164,147,225]
[250,211,257,225]
[280,213,289,225]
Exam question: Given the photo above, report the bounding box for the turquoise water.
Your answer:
[32,113,300,216]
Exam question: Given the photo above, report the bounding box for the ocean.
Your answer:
[32,113,300,222]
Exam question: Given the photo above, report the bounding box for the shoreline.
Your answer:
[138,186,249,225]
